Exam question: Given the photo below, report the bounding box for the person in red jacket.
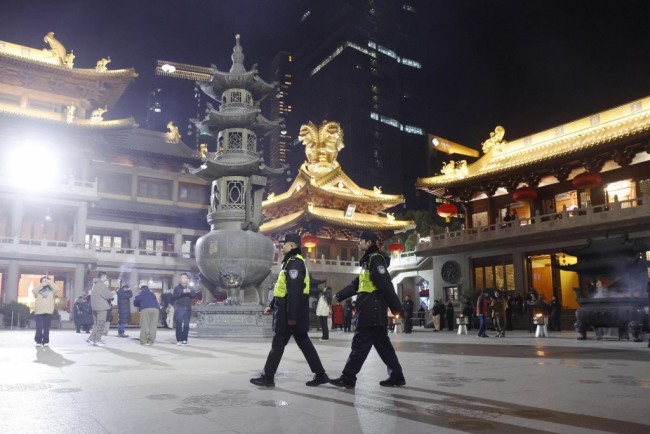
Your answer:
[476,291,490,337]
[331,299,344,331]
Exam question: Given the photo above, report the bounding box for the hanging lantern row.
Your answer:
[437,203,458,223]
[301,234,319,253]
[388,242,405,254]
[511,186,538,202]
[572,171,602,195]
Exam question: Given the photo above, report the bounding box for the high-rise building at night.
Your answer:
[265,51,294,193]
[287,0,431,209]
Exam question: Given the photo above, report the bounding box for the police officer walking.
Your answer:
[330,231,406,389]
[250,233,330,388]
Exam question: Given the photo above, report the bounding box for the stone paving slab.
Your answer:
[1,328,648,434]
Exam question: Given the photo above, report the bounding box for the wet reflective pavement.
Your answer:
[1,328,648,433]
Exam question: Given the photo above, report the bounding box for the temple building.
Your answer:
[414,98,650,316]
[0,33,207,313]
[261,119,415,287]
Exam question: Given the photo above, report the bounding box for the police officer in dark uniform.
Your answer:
[250,233,330,387]
[330,231,406,389]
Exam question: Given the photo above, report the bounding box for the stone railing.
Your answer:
[0,173,97,198]
[270,249,423,274]
[417,196,649,252]
[0,237,195,264]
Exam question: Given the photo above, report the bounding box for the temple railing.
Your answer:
[0,174,97,199]
[417,195,650,253]
[0,237,196,265]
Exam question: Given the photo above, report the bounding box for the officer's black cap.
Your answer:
[358,231,378,243]
[283,233,301,245]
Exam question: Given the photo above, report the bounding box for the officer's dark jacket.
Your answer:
[336,245,402,328]
[271,247,309,333]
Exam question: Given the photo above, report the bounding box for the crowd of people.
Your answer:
[30,229,584,393]
[46,271,201,348]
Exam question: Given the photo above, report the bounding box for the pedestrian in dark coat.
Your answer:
[330,231,406,389]
[160,291,173,328]
[343,299,353,332]
[74,294,93,333]
[418,305,425,327]
[250,233,329,388]
[116,285,133,337]
[445,300,455,331]
[172,273,201,345]
[134,285,160,345]
[402,295,414,333]
[549,296,562,331]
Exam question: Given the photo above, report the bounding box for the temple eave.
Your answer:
[419,98,650,194]
[0,107,137,128]
[261,206,413,234]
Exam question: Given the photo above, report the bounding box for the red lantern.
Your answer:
[437,203,458,222]
[301,234,319,252]
[388,242,405,254]
[572,171,602,196]
[512,186,538,202]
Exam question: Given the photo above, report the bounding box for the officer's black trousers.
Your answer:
[341,325,404,383]
[263,329,325,379]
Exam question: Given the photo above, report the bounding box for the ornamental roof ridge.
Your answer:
[0,48,138,79]
[259,207,415,234]
[416,95,650,189]
[315,166,404,201]
[263,160,405,209]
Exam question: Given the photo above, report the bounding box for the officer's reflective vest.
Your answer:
[358,253,384,293]
[273,254,310,297]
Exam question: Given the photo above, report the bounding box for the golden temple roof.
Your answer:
[260,205,414,234]
[263,162,404,208]
[262,120,414,235]
[0,35,138,111]
[416,96,650,192]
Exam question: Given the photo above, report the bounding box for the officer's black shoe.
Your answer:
[250,375,275,387]
[379,377,406,387]
[306,373,330,387]
[329,377,355,389]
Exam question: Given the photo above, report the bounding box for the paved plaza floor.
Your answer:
[1,327,648,434]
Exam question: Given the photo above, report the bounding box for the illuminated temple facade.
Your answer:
[0,34,207,312]
[415,100,650,313]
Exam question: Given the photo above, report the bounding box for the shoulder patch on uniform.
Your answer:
[377,265,386,274]
[288,269,299,279]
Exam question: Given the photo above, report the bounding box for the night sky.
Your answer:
[3,0,650,149]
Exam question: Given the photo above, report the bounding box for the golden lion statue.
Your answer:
[298,120,345,165]
[43,32,66,64]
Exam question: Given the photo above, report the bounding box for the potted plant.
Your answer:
[1,301,30,328]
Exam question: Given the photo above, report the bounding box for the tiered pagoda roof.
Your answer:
[261,120,414,240]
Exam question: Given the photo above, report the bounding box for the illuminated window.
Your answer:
[138,177,172,200]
